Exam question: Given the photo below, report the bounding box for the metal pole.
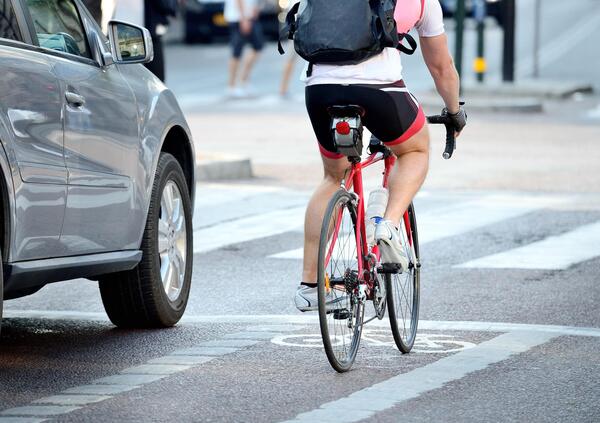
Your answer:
[454,0,466,81]
[474,0,487,83]
[533,0,541,78]
[502,0,516,82]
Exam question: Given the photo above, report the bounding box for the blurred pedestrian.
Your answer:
[279,50,297,98]
[278,1,298,98]
[225,0,264,98]
[144,0,177,82]
[112,0,176,82]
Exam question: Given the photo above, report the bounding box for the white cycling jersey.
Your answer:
[304,0,445,86]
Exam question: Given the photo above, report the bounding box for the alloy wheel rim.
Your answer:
[158,180,187,302]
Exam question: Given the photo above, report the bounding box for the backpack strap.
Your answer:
[278,2,300,55]
[306,62,314,77]
[397,33,417,55]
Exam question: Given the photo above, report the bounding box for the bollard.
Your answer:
[454,0,466,83]
[502,0,516,82]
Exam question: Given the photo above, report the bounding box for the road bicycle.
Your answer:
[316,105,457,372]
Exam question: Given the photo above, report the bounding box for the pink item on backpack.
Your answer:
[395,0,425,34]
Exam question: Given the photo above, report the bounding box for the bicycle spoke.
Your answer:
[318,191,364,372]
[387,205,420,353]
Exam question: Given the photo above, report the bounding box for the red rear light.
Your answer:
[336,121,351,135]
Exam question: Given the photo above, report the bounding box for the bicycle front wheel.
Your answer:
[317,189,364,372]
[386,203,420,353]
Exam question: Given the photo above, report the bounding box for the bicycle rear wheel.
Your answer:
[317,189,364,372]
[386,203,420,353]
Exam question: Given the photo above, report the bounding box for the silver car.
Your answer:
[0,0,196,331]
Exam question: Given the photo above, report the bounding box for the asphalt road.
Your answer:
[2,182,599,422]
[1,1,600,421]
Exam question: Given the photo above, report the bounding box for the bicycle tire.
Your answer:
[386,202,420,353]
[317,189,365,372]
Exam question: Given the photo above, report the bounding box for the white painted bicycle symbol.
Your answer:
[271,329,476,354]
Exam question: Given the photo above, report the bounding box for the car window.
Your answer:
[0,0,23,41]
[25,0,90,58]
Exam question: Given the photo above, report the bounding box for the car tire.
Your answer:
[99,153,193,328]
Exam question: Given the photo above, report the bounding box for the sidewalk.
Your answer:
[187,96,600,192]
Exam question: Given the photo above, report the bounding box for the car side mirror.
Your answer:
[108,20,154,64]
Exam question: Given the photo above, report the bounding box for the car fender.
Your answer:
[117,65,196,248]
[0,114,19,263]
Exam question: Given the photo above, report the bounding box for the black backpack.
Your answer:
[279,0,417,75]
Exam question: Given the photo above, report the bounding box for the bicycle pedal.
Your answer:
[378,263,404,274]
[332,308,350,320]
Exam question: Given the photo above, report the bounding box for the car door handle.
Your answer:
[65,91,86,107]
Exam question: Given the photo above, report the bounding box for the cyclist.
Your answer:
[295,0,467,311]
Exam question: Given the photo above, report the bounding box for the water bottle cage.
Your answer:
[331,117,364,158]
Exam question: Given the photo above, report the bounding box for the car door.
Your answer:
[0,0,67,261]
[22,0,140,255]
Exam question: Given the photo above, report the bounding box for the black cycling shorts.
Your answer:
[305,80,425,159]
[229,21,264,58]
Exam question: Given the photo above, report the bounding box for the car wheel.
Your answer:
[99,153,193,328]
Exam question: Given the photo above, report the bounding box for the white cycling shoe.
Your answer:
[374,219,409,271]
[294,285,347,312]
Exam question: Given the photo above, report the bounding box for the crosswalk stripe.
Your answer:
[456,220,600,270]
[270,193,561,259]
[194,185,308,230]
[193,206,305,254]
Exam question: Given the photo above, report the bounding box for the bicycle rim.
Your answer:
[317,189,364,372]
[386,203,420,353]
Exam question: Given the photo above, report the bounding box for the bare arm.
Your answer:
[420,34,460,114]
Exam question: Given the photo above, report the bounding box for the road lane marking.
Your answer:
[271,331,477,354]
[61,385,139,395]
[193,206,305,254]
[280,331,557,423]
[456,220,600,269]
[172,346,240,356]
[1,316,596,421]
[32,395,110,406]
[224,331,294,340]
[5,310,600,337]
[92,374,168,386]
[0,406,81,417]
[120,364,192,375]
[270,193,561,259]
[146,356,214,366]
[0,328,268,421]
[199,339,261,348]
[194,185,309,229]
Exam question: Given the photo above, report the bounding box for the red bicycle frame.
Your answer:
[325,150,415,290]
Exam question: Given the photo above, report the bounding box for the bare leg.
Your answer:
[240,49,260,85]
[384,124,430,226]
[228,57,241,88]
[302,156,350,283]
[280,54,297,96]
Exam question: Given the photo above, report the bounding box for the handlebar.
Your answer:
[427,115,456,160]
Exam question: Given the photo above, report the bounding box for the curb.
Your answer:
[462,81,594,99]
[196,153,253,181]
[419,95,543,114]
